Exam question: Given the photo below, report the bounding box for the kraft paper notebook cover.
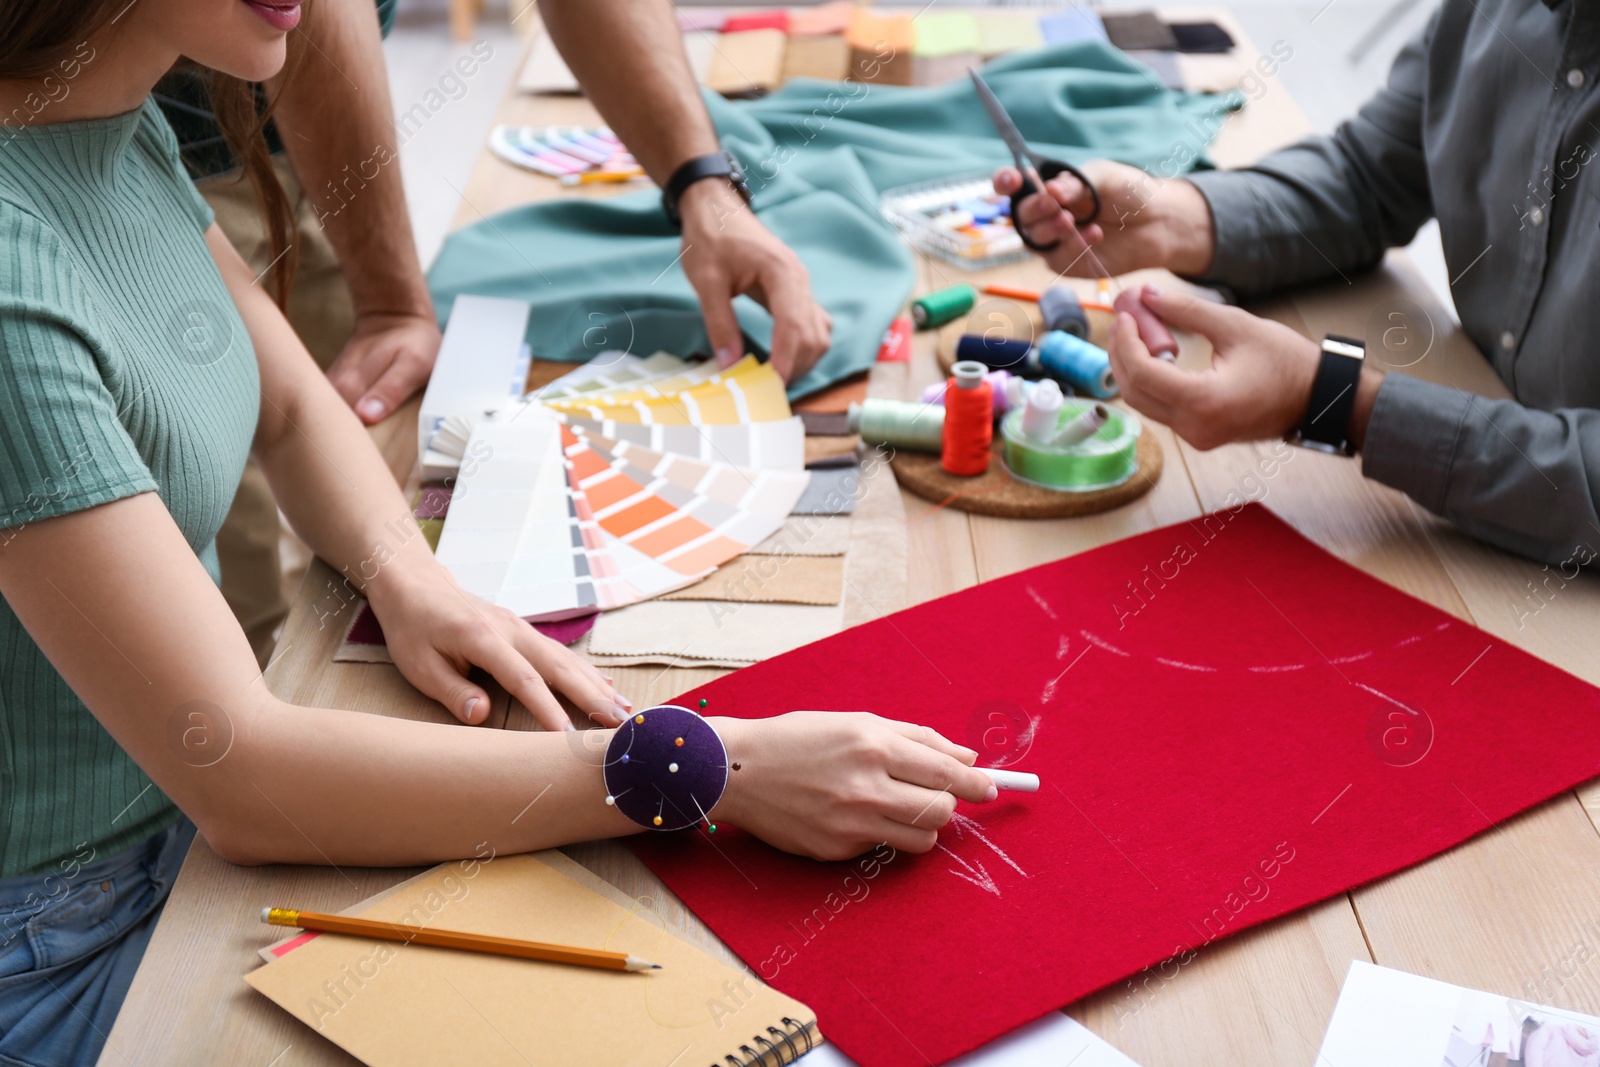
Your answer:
[245,852,818,1067]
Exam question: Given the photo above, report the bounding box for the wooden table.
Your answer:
[102,13,1600,1067]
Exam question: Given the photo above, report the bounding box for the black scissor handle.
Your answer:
[1010,159,1103,253]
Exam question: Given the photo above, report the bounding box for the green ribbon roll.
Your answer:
[1000,400,1140,492]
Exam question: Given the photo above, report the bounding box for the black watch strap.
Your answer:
[661,150,752,228]
[1297,334,1365,454]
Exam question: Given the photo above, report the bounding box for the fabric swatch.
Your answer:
[1171,21,1236,53]
[631,505,1600,1067]
[658,554,845,605]
[705,29,787,98]
[912,12,982,57]
[792,373,868,415]
[792,465,860,515]
[1038,9,1108,46]
[722,11,786,34]
[804,434,860,467]
[975,12,1044,57]
[586,599,844,662]
[788,1,853,36]
[413,485,452,520]
[749,515,851,557]
[334,603,596,664]
[799,411,852,436]
[1101,11,1179,52]
[682,31,718,85]
[780,33,851,83]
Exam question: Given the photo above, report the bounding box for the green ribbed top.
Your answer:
[0,99,258,877]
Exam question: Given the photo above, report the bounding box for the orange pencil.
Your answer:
[261,907,660,972]
[983,283,1042,302]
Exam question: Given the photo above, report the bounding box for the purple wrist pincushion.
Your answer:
[603,704,729,831]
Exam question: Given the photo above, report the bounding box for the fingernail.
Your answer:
[1143,285,1163,302]
[359,397,386,420]
[957,745,979,760]
[984,785,999,802]
[463,696,479,722]
[615,694,633,710]
[715,346,740,367]
[563,720,577,732]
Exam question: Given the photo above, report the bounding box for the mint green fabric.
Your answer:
[429,44,1239,398]
[0,99,260,877]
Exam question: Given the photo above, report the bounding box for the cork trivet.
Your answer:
[888,429,1162,518]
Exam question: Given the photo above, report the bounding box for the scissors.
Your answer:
[969,69,1102,253]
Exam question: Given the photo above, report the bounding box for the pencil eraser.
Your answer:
[259,907,272,924]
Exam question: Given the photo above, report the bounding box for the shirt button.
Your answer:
[1568,68,1586,88]
[100,881,112,892]
[1529,206,1545,226]
[1500,331,1516,351]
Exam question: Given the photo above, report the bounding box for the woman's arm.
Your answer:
[0,490,993,866]
[207,224,618,733]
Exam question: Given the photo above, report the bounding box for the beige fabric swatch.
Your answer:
[749,514,851,556]
[658,553,845,605]
[782,33,852,82]
[705,29,786,97]
[587,600,845,663]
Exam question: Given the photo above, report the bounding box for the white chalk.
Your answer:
[979,768,1040,792]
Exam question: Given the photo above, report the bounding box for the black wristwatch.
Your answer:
[1289,334,1365,456]
[661,150,752,228]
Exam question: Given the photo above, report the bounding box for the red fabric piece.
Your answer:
[633,504,1600,1066]
[343,603,597,647]
[723,10,789,32]
[875,316,913,363]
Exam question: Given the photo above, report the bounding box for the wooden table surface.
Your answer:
[102,13,1600,1067]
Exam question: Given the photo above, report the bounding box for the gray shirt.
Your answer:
[1185,0,1600,566]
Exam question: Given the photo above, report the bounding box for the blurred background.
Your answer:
[382,0,1449,314]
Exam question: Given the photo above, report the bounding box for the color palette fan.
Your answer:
[432,353,811,622]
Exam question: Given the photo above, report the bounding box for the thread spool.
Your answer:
[1113,286,1178,361]
[921,368,1015,417]
[1039,286,1090,339]
[941,361,993,476]
[956,334,1035,374]
[1001,399,1140,492]
[1050,402,1108,447]
[847,399,945,453]
[1020,378,1064,443]
[1037,331,1117,399]
[911,284,977,329]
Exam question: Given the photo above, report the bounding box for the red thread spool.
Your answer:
[1114,285,1179,360]
[941,360,993,476]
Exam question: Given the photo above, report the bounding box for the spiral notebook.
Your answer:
[245,851,818,1067]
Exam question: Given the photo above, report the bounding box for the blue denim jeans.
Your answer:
[0,820,194,1067]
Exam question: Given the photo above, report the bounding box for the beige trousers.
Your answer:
[201,158,356,666]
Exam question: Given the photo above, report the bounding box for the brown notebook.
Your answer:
[246,851,819,1067]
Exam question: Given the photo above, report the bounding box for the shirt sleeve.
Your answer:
[1181,13,1439,299]
[1362,373,1600,566]
[0,303,159,533]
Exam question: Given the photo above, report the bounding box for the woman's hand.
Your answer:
[367,561,628,731]
[1107,286,1384,451]
[709,712,998,860]
[994,160,1216,278]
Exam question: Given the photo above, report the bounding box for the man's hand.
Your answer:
[1106,286,1382,452]
[995,160,1216,278]
[326,312,443,424]
[677,179,833,383]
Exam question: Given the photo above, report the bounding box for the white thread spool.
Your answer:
[1020,378,1064,444]
[1049,402,1109,447]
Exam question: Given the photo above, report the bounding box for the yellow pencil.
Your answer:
[261,907,660,972]
[560,168,647,186]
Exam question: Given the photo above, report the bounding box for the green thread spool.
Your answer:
[848,399,945,453]
[1000,400,1140,492]
[911,284,977,329]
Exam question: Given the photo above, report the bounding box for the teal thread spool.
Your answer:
[1000,399,1140,492]
[1037,331,1117,399]
[911,284,978,329]
[848,399,946,453]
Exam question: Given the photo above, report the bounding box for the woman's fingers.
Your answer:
[871,818,940,855]
[460,624,577,732]
[395,647,493,726]
[879,721,995,803]
[509,623,628,726]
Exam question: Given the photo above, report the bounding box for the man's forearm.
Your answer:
[271,0,432,321]
[537,0,720,182]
